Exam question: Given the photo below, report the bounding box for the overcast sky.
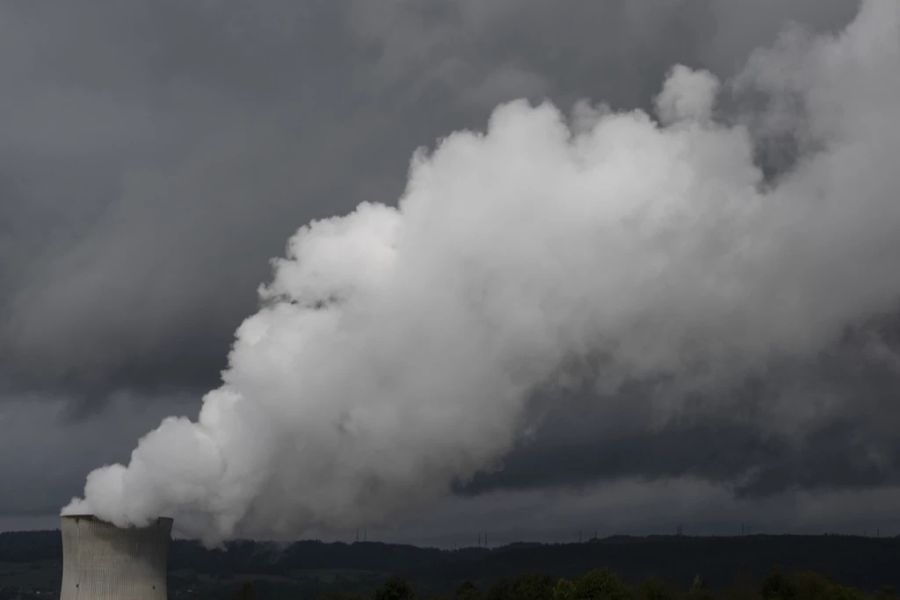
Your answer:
[7,0,900,545]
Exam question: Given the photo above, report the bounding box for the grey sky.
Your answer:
[5,0,896,544]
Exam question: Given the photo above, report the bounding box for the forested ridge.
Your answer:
[2,531,899,599]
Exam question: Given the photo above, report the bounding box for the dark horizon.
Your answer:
[4,519,900,551]
[5,528,900,593]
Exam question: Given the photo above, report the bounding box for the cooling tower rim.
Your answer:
[61,514,174,527]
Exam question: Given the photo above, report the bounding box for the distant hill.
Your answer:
[2,530,899,599]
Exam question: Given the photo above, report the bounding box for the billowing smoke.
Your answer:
[65,0,900,544]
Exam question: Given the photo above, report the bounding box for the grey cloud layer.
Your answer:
[0,392,192,515]
[0,0,858,397]
[465,337,900,498]
[7,0,898,539]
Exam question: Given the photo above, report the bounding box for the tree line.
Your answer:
[309,568,898,600]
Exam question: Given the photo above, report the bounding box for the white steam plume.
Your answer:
[66,0,900,544]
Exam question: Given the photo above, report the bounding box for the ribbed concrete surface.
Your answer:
[60,515,172,600]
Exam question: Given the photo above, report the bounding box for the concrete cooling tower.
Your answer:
[60,515,172,600]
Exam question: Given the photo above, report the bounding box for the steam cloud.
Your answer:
[66,0,900,543]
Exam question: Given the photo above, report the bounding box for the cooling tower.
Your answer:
[60,515,172,600]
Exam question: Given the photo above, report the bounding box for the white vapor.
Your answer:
[66,0,900,544]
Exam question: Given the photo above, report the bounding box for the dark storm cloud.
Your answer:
[0,391,191,515]
[0,1,371,398]
[465,408,900,498]
[4,0,888,535]
[0,0,858,400]
[463,320,900,498]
